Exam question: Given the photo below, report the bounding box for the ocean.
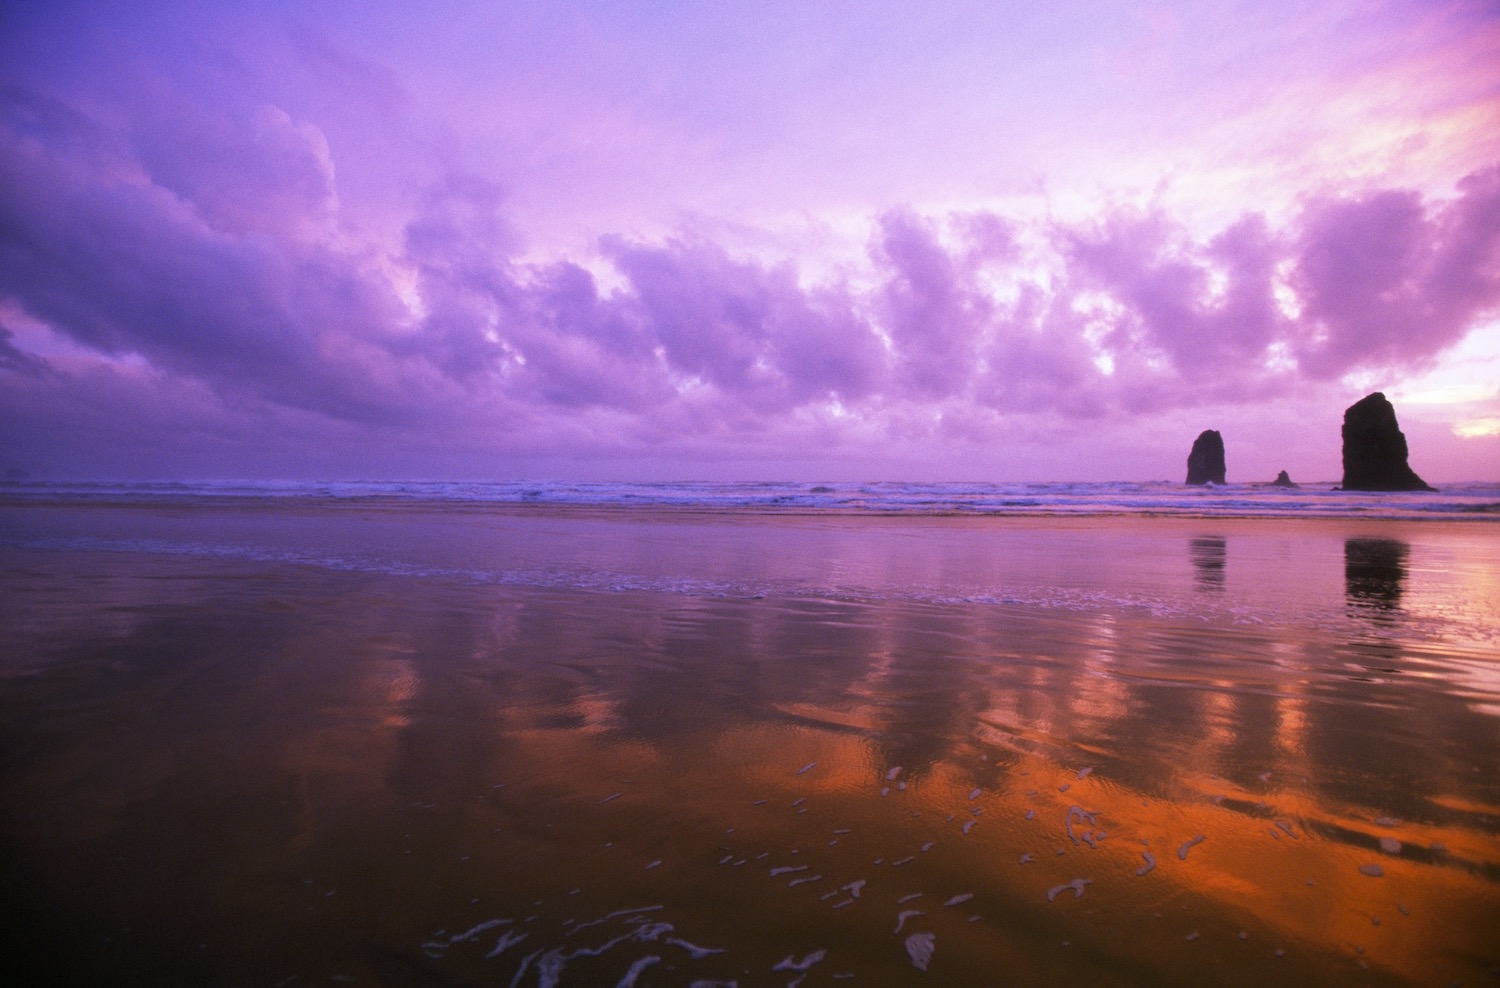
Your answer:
[8,477,1500,517]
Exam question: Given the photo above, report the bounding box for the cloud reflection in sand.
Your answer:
[3,536,1497,984]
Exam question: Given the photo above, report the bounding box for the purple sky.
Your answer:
[3,0,1498,482]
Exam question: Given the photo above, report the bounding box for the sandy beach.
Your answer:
[2,498,1498,985]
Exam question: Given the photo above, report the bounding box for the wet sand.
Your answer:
[1,504,1498,985]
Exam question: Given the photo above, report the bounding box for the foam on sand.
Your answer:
[905,932,936,971]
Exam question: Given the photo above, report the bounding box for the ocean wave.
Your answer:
[4,479,1500,520]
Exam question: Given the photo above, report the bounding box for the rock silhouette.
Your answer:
[1340,393,1434,491]
[1271,470,1296,488]
[1185,430,1226,485]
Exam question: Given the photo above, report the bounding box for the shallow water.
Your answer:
[1,502,1497,985]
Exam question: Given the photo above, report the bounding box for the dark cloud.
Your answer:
[0,85,417,424]
[0,323,52,377]
[131,95,338,242]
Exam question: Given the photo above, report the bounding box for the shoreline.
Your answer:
[4,492,1500,524]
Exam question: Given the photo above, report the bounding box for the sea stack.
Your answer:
[1185,430,1226,485]
[1340,392,1434,491]
[1271,470,1296,488]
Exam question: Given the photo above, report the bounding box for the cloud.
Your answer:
[132,95,340,243]
[875,209,990,399]
[0,322,51,378]
[0,84,420,423]
[603,235,886,410]
[1292,166,1500,377]
[3,69,1498,479]
[1064,207,1288,381]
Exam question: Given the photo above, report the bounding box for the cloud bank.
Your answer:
[2,2,1499,480]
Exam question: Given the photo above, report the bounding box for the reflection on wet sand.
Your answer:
[1,544,1497,986]
[1190,536,1227,592]
[1345,538,1408,619]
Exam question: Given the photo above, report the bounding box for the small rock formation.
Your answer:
[1271,470,1297,488]
[1185,430,1226,485]
[1340,393,1434,491]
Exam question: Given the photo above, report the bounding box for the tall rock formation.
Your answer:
[1185,429,1226,485]
[1340,392,1434,491]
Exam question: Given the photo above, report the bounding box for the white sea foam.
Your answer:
[667,938,725,959]
[1046,879,1092,902]
[508,949,542,988]
[772,950,827,972]
[944,894,974,906]
[566,905,664,935]
[485,929,530,959]
[894,910,925,933]
[905,932,936,971]
[1136,851,1157,876]
[451,918,511,943]
[1065,806,1096,845]
[45,478,1496,521]
[1177,835,1206,860]
[615,955,660,987]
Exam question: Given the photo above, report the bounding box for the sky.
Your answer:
[2,0,1499,483]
